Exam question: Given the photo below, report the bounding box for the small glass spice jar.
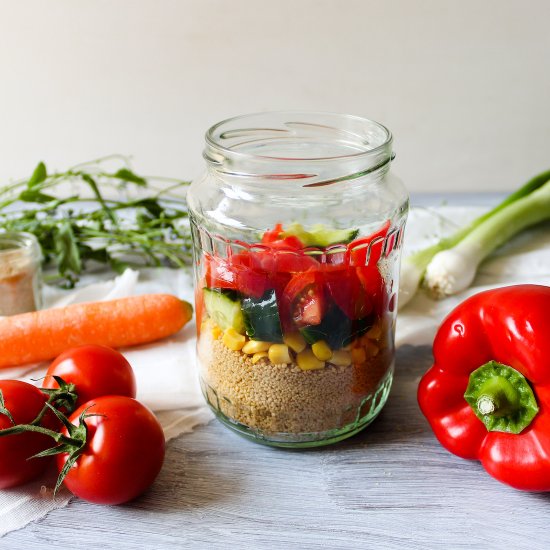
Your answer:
[187,111,408,447]
[0,232,43,316]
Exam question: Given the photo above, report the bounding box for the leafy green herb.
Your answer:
[27,161,47,188]
[0,156,192,287]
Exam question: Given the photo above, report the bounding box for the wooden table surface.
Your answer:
[6,193,550,550]
[5,343,550,550]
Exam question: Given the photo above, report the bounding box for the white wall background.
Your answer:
[0,0,549,192]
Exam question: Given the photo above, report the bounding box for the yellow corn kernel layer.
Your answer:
[330,350,352,366]
[297,348,325,371]
[242,340,272,354]
[201,318,223,340]
[311,340,332,361]
[268,344,292,365]
[283,331,307,353]
[213,316,369,370]
[222,327,246,351]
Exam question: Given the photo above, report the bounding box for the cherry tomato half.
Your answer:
[0,380,52,489]
[282,271,326,327]
[57,396,165,505]
[43,345,136,408]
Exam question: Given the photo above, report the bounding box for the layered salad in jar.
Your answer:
[196,220,400,445]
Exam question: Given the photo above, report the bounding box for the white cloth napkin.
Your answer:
[1,205,550,537]
[0,267,214,537]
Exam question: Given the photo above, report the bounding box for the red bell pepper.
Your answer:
[418,285,550,491]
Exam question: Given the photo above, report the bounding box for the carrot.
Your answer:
[0,294,193,369]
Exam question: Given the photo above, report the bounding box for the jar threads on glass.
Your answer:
[187,112,409,447]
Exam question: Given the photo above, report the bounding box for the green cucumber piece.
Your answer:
[242,289,284,343]
[203,288,245,334]
[300,306,373,349]
[300,306,350,348]
[281,223,359,247]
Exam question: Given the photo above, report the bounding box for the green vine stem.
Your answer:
[0,403,98,494]
[0,158,192,288]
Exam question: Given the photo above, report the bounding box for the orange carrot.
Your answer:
[0,294,193,369]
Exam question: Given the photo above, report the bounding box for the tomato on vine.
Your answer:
[0,380,52,489]
[54,396,165,504]
[43,345,136,408]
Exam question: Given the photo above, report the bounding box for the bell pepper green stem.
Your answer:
[476,376,520,417]
[464,361,539,434]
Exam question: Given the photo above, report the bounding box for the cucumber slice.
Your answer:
[203,288,246,334]
[281,223,358,247]
[242,289,284,343]
[300,306,373,349]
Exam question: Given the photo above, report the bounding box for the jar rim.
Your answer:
[205,110,392,164]
[0,231,41,257]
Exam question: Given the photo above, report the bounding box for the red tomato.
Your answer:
[321,221,392,318]
[57,396,165,505]
[323,267,374,320]
[204,254,239,290]
[256,224,314,273]
[357,265,388,316]
[261,223,284,243]
[282,271,326,327]
[264,236,304,250]
[0,380,52,489]
[249,247,319,275]
[261,224,304,249]
[348,221,390,267]
[204,253,268,298]
[203,226,313,299]
[43,345,136,408]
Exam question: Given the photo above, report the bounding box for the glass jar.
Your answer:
[187,111,408,447]
[0,232,43,316]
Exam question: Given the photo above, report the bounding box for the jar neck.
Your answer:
[203,111,394,191]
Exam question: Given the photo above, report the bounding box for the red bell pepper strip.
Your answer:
[418,285,550,491]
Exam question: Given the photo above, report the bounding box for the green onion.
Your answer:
[399,169,550,307]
